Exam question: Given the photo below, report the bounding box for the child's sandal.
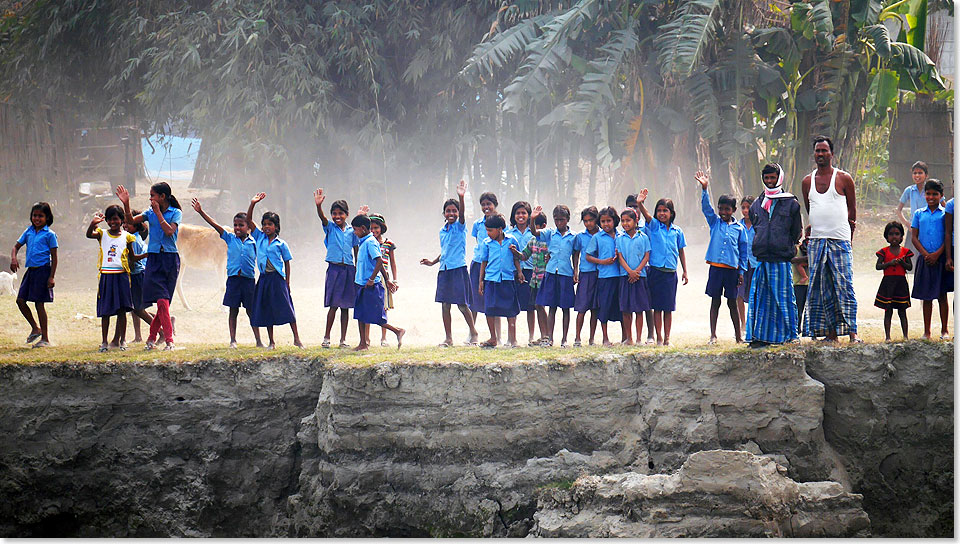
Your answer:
[321,339,331,348]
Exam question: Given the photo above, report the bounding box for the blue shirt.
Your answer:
[900,184,944,218]
[438,220,467,270]
[946,198,954,246]
[323,221,359,265]
[586,230,621,279]
[471,217,489,263]
[142,207,182,253]
[538,228,576,276]
[251,228,292,278]
[355,233,383,285]
[130,232,146,274]
[506,225,535,270]
[644,218,686,270]
[739,220,759,268]
[912,206,946,253]
[701,189,748,272]
[221,231,257,278]
[616,230,651,277]
[17,225,58,268]
[480,235,520,281]
[573,230,599,274]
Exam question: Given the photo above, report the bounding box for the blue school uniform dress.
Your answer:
[535,228,577,309]
[93,228,135,317]
[946,198,955,293]
[16,224,58,303]
[469,217,490,313]
[737,220,758,299]
[573,230,600,312]
[354,233,388,325]
[645,218,686,312]
[250,228,296,327]
[586,230,622,323]
[221,231,257,309]
[701,189,748,300]
[435,220,472,305]
[616,230,652,313]
[129,232,148,311]
[323,221,359,309]
[506,225,535,310]
[141,207,182,305]
[911,205,951,300]
[480,235,521,318]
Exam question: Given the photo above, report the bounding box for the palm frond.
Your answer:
[685,70,720,139]
[860,24,892,57]
[458,15,546,85]
[655,0,722,78]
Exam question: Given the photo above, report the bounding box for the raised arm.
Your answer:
[637,189,653,224]
[246,192,265,231]
[314,188,329,226]
[86,212,104,239]
[191,199,225,236]
[115,185,145,225]
[529,205,543,237]
[457,180,467,225]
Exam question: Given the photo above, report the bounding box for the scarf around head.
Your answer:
[762,164,793,212]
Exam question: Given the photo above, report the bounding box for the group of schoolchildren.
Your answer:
[7,167,955,351]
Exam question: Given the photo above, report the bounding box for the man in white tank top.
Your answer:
[800,136,860,342]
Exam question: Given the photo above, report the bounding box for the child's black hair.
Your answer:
[509,201,532,227]
[598,206,620,228]
[553,204,571,220]
[812,135,833,152]
[625,194,639,207]
[533,213,547,227]
[369,214,387,234]
[883,221,905,240]
[331,200,349,215]
[150,181,181,210]
[130,208,148,237]
[30,201,53,226]
[351,214,371,230]
[104,204,124,220]
[484,214,506,230]
[261,211,281,232]
[717,194,738,210]
[740,195,755,206]
[924,179,944,195]
[580,206,599,222]
[912,160,928,174]
[761,163,781,177]
[620,208,638,222]
[654,198,677,224]
[479,192,498,207]
[443,198,460,214]
[233,212,248,222]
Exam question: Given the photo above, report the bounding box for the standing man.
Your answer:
[746,163,803,347]
[801,136,860,343]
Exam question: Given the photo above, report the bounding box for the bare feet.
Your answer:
[294,341,304,349]
[396,328,405,349]
[353,343,369,351]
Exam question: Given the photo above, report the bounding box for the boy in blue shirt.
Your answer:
[192,198,264,348]
[352,214,404,350]
[478,214,524,348]
[532,205,578,347]
[696,172,748,344]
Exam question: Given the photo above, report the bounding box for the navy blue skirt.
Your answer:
[97,272,133,317]
[468,261,485,313]
[648,267,678,312]
[142,252,179,305]
[130,272,148,311]
[436,266,472,305]
[324,263,357,308]
[706,266,740,299]
[483,280,520,318]
[251,272,296,326]
[355,282,387,325]
[223,275,256,309]
[516,268,534,311]
[596,277,622,323]
[17,265,53,303]
[912,254,951,300]
[536,272,575,309]
[619,276,652,313]
[574,270,599,312]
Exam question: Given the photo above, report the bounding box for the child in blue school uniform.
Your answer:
[478,214,523,348]
[352,214,405,351]
[123,211,155,344]
[315,188,360,348]
[533,205,577,347]
[420,180,479,346]
[911,179,952,339]
[11,201,58,347]
[469,192,500,321]
[247,193,303,349]
[637,189,689,346]
[192,198,264,348]
[697,171,749,344]
[572,206,600,346]
[506,201,538,344]
[86,205,140,352]
[585,206,622,346]
[737,196,757,332]
[616,208,651,345]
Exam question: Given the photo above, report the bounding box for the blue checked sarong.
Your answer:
[746,261,797,343]
[803,238,857,337]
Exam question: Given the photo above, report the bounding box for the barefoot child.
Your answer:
[86,206,139,352]
[420,180,479,347]
[585,207,622,346]
[637,189,688,346]
[616,208,651,345]
[315,189,359,347]
[697,171,748,344]
[469,192,499,325]
[875,221,913,340]
[352,214,404,350]
[247,193,303,349]
[512,208,550,345]
[478,215,523,348]
[534,205,577,347]
[911,179,951,339]
[124,213,154,344]
[737,196,757,331]
[573,207,600,346]
[192,198,263,348]
[369,213,399,347]
[11,202,57,347]
[506,201,537,344]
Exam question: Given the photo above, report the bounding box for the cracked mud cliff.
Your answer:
[0,342,952,537]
